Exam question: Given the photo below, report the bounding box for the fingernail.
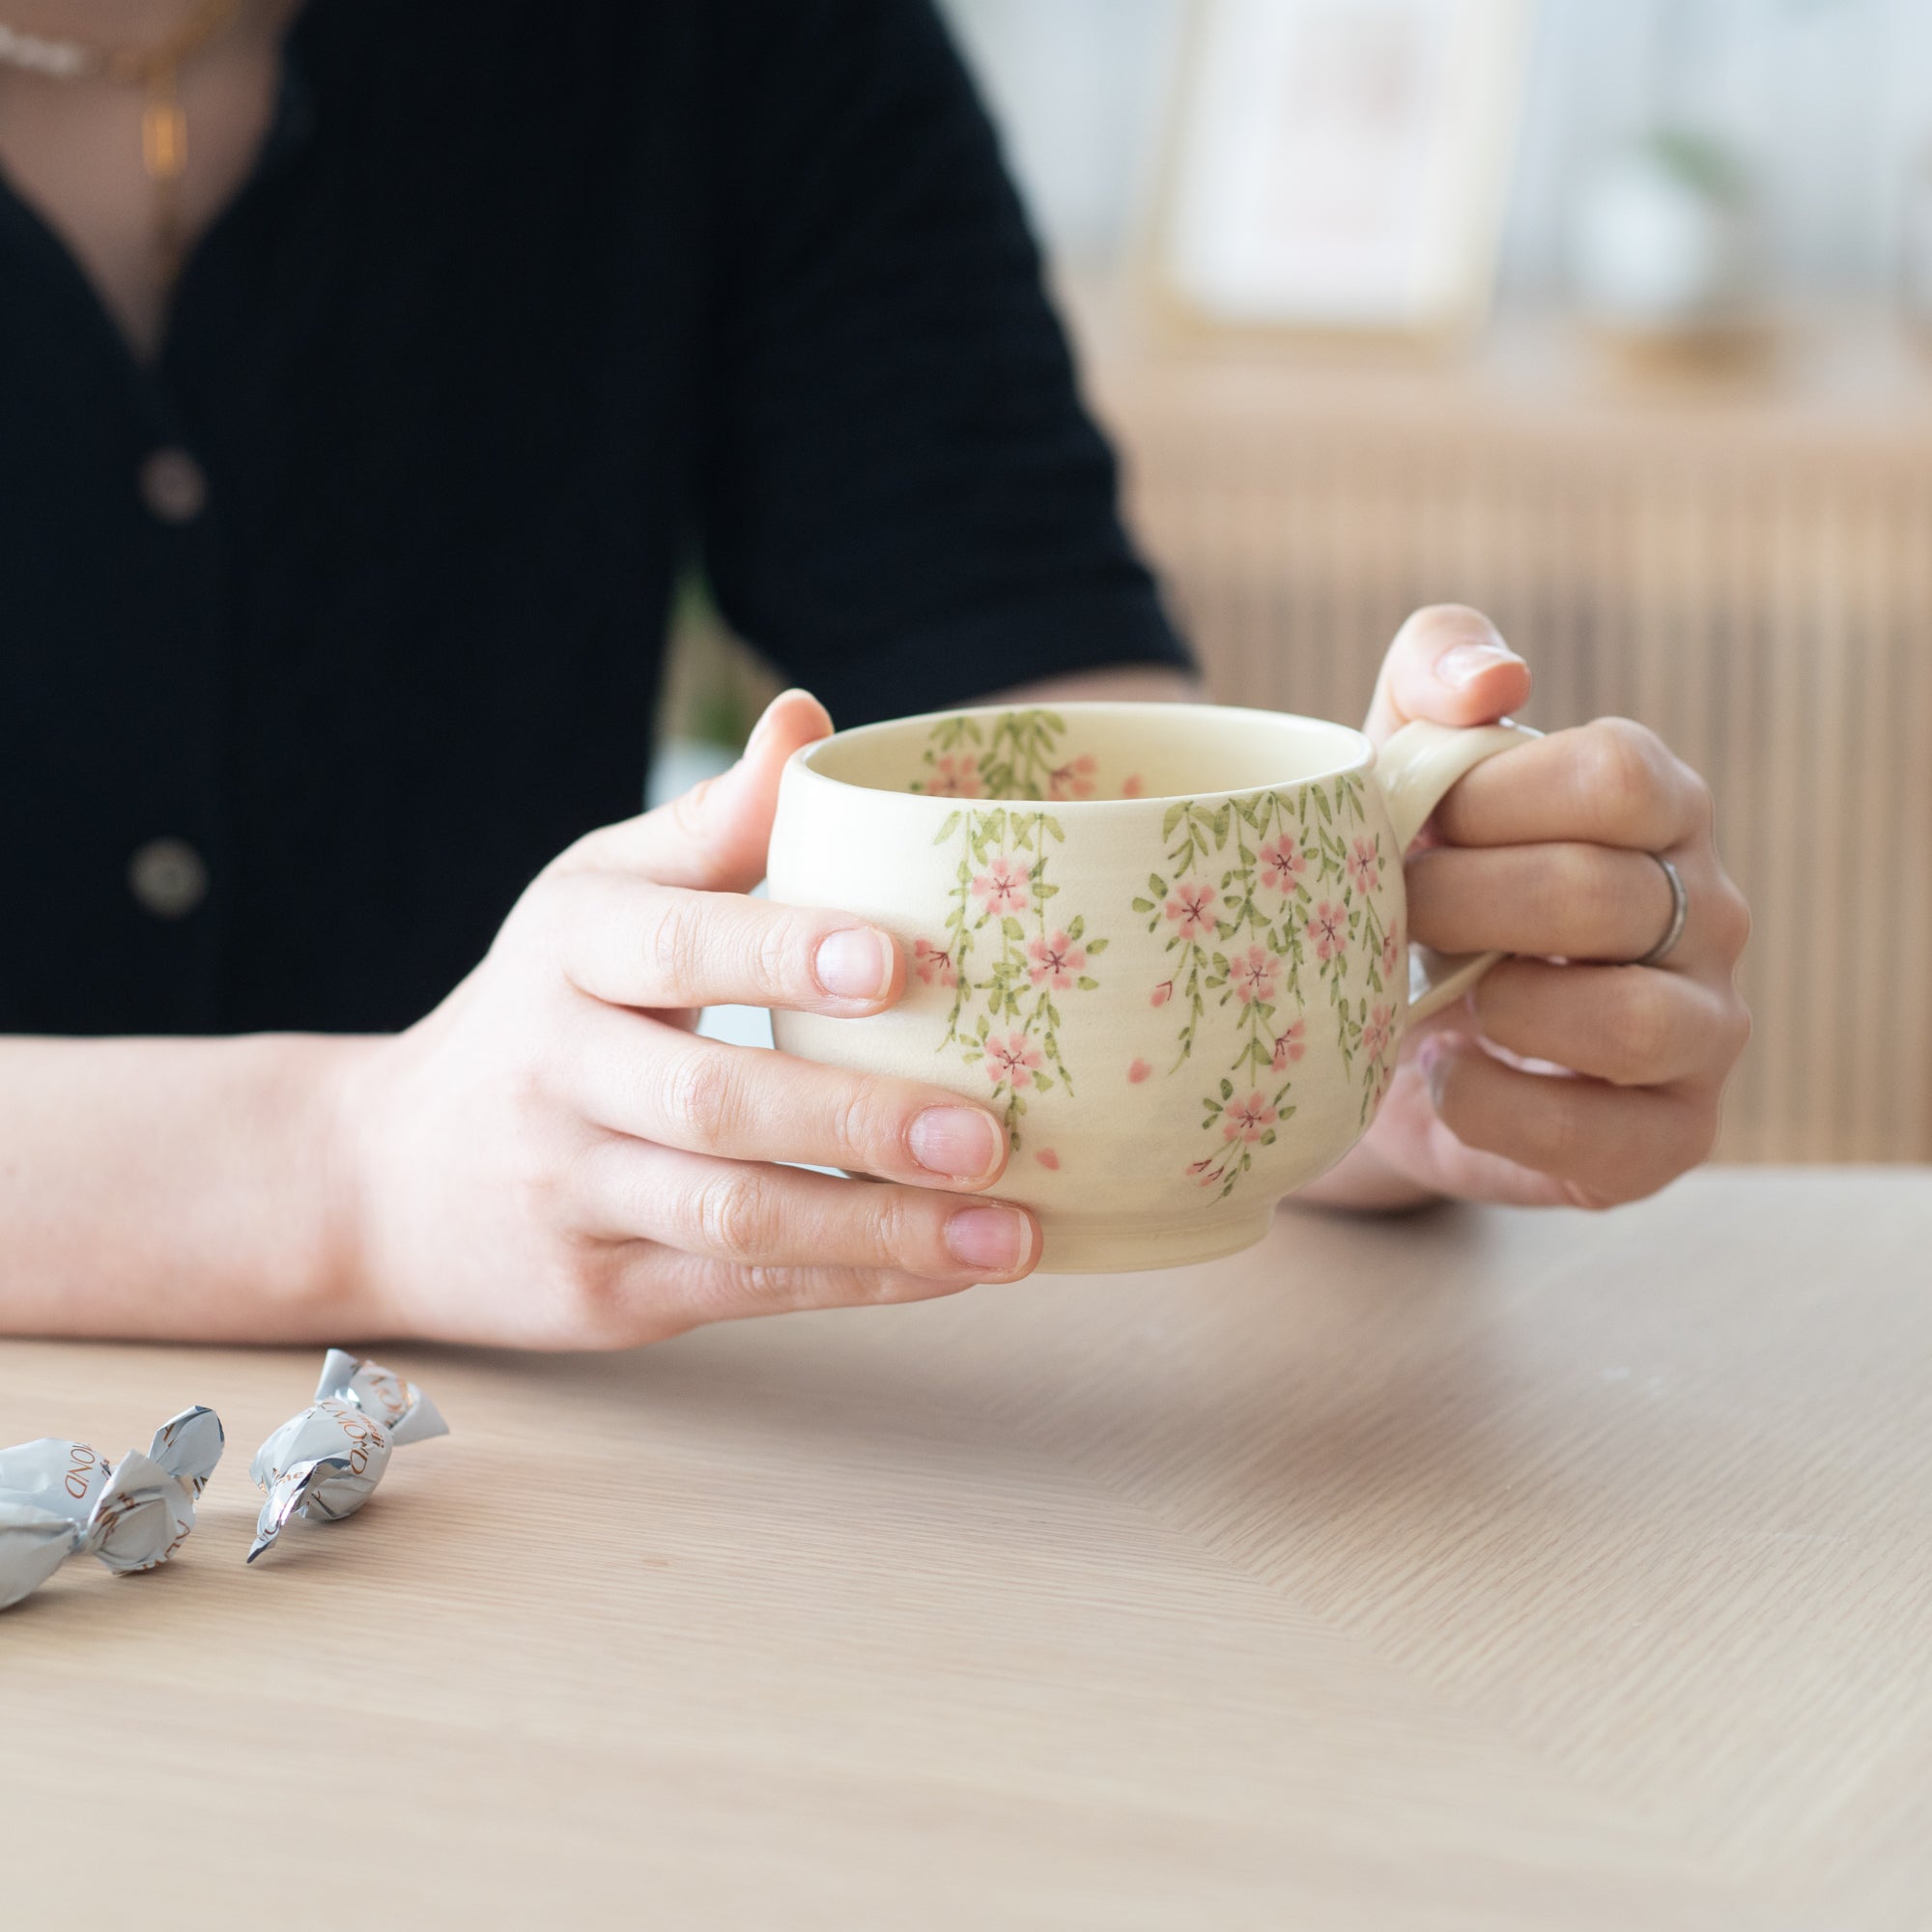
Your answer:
[944,1204,1034,1275]
[815,927,893,1001]
[745,688,816,760]
[1435,639,1522,688]
[911,1106,1004,1181]
[1416,1034,1453,1108]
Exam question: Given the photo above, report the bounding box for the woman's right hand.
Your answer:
[333,691,1038,1349]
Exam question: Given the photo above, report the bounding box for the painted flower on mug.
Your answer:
[983,1029,1043,1092]
[1380,922,1402,986]
[1230,946,1279,1006]
[971,856,1030,916]
[1347,837,1383,896]
[1308,898,1347,962]
[911,938,956,988]
[1164,881,1217,941]
[1361,1002,1395,1065]
[1047,753,1098,801]
[926,753,982,799]
[1027,929,1087,990]
[1150,978,1175,1009]
[1222,1093,1277,1144]
[1259,835,1307,895]
[1271,1019,1306,1072]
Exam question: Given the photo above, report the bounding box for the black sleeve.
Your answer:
[695,0,1192,727]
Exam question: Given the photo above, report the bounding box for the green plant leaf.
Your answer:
[1131,897,1154,914]
[1084,937,1108,955]
[1219,1077,1234,1100]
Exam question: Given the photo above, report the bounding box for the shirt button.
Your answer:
[137,447,208,525]
[128,838,210,919]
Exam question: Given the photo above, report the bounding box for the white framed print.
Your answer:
[1151,0,1536,337]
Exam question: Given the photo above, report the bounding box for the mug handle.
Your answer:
[1374,718,1543,1025]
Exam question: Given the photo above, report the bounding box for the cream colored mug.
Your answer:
[768,702,1534,1272]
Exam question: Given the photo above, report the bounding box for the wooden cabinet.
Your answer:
[1076,295,1932,1160]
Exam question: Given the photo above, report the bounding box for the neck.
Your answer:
[1,3,208,44]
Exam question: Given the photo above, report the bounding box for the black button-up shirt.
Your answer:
[1,0,1185,1037]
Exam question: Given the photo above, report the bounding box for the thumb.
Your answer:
[556,688,834,890]
[1363,606,1531,746]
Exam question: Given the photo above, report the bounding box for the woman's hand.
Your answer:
[1312,607,1751,1211]
[336,691,1038,1349]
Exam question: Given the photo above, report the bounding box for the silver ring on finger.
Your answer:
[1633,853,1690,968]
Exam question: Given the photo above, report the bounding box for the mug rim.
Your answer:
[786,699,1375,812]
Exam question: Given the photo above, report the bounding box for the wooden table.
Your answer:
[4,1169,1928,1930]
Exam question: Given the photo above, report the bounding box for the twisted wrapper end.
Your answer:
[81,1448,197,1574]
[246,1454,358,1563]
[148,1405,226,1499]
[316,1350,450,1446]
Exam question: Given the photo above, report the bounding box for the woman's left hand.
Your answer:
[1334,605,1751,1209]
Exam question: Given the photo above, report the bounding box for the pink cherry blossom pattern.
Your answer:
[1380,922,1402,985]
[1047,753,1098,801]
[1308,898,1347,962]
[983,1030,1043,1091]
[1259,835,1307,895]
[1347,837,1382,896]
[1271,1019,1306,1071]
[1361,1002,1395,1064]
[1026,929,1086,989]
[971,856,1030,916]
[1127,1058,1152,1083]
[1221,1093,1277,1144]
[1121,773,1145,798]
[1230,945,1279,1006]
[1150,979,1174,1008]
[1035,1149,1061,1171]
[911,938,956,988]
[927,753,981,799]
[1164,881,1217,941]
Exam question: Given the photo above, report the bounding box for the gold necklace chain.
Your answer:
[0,0,249,288]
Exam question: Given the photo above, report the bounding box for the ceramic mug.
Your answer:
[767,702,1534,1273]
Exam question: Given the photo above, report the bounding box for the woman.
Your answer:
[0,0,1749,1346]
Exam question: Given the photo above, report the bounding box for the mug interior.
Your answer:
[802,702,1368,804]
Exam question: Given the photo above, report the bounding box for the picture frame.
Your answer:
[1148,0,1536,340]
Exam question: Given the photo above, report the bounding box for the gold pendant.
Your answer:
[142,72,186,181]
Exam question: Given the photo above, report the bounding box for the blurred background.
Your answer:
[665,0,1932,1167]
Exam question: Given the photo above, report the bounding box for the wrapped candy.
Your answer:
[247,1350,448,1563]
[0,1406,225,1610]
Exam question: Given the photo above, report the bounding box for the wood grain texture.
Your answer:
[1070,295,1932,1162]
[2,1169,1928,1930]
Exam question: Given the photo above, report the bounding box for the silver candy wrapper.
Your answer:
[0,1405,226,1610]
[247,1350,448,1563]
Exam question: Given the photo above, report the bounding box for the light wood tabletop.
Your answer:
[3,1167,1928,1931]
